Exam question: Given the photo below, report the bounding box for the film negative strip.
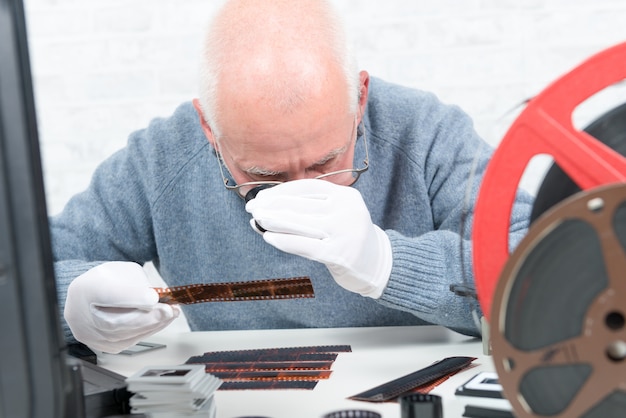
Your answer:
[187,345,350,362]
[155,276,314,305]
[201,360,335,372]
[185,345,351,390]
[209,370,333,381]
[219,381,318,390]
[348,356,476,402]
[490,184,626,417]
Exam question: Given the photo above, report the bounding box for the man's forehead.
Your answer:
[240,141,350,176]
[218,112,354,153]
[218,119,354,174]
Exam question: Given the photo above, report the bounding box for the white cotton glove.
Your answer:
[64,261,180,354]
[245,179,392,298]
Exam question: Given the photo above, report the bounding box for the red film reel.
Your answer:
[472,41,626,320]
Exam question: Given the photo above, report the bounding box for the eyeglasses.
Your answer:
[214,118,369,199]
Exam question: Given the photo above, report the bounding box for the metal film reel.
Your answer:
[491,183,626,417]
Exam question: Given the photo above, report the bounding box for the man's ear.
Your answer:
[357,71,370,121]
[192,98,217,148]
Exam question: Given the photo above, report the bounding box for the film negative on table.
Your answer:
[185,345,351,390]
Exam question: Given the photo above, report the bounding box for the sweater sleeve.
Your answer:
[49,102,206,342]
[382,230,478,335]
[374,91,534,337]
[381,191,532,338]
[49,130,161,342]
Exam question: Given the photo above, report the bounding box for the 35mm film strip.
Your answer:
[186,345,351,390]
[348,356,476,402]
[155,276,314,305]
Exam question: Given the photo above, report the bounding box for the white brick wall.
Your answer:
[24,0,626,214]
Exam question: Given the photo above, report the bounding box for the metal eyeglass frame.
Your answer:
[214,117,369,199]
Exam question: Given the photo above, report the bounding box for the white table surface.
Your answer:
[97,325,495,418]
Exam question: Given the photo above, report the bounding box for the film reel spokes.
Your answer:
[491,184,626,417]
[472,41,626,321]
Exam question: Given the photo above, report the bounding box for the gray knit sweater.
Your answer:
[51,77,533,341]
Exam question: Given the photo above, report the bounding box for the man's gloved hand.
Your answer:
[245,179,392,298]
[64,261,180,354]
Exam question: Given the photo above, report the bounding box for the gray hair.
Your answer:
[197,0,360,138]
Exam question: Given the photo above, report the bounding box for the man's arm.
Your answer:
[377,101,533,337]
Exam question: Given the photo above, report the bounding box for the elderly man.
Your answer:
[56,0,533,353]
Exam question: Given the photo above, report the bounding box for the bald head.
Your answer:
[198,0,359,136]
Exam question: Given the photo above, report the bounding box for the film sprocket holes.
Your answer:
[184,345,351,390]
[155,276,314,304]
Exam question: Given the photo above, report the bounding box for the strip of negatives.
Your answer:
[406,366,477,395]
[187,352,339,364]
[201,360,335,372]
[219,380,319,390]
[210,370,332,381]
[185,345,351,390]
[155,276,314,305]
[348,356,476,402]
[188,345,351,362]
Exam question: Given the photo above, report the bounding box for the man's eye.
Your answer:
[311,159,337,173]
[250,173,284,182]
